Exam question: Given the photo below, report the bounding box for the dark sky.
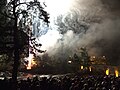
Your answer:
[101,0,120,10]
[101,0,120,15]
[96,0,120,65]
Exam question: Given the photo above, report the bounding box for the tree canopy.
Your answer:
[0,0,49,87]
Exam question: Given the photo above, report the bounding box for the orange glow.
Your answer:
[81,66,84,70]
[106,68,109,75]
[26,54,37,70]
[115,69,119,77]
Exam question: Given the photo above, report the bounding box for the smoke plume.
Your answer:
[73,0,120,65]
[39,0,120,65]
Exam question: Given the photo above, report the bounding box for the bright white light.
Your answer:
[37,29,62,50]
[37,0,74,51]
[68,61,72,64]
[7,0,73,52]
[40,0,73,16]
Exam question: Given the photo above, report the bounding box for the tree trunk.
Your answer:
[12,2,20,88]
[12,48,19,90]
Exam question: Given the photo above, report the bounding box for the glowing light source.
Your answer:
[103,56,105,58]
[105,68,109,76]
[38,30,61,50]
[92,56,96,59]
[81,66,84,70]
[44,0,73,16]
[26,53,37,70]
[115,69,119,77]
[68,61,72,64]
[89,66,92,72]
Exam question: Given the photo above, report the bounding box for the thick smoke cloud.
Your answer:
[84,18,120,65]
[101,0,120,11]
[44,0,120,65]
[75,0,120,65]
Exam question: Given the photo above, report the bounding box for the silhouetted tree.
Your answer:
[79,47,90,67]
[0,0,49,89]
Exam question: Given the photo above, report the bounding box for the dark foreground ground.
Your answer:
[0,73,120,90]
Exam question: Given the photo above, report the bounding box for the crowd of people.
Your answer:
[0,74,120,90]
